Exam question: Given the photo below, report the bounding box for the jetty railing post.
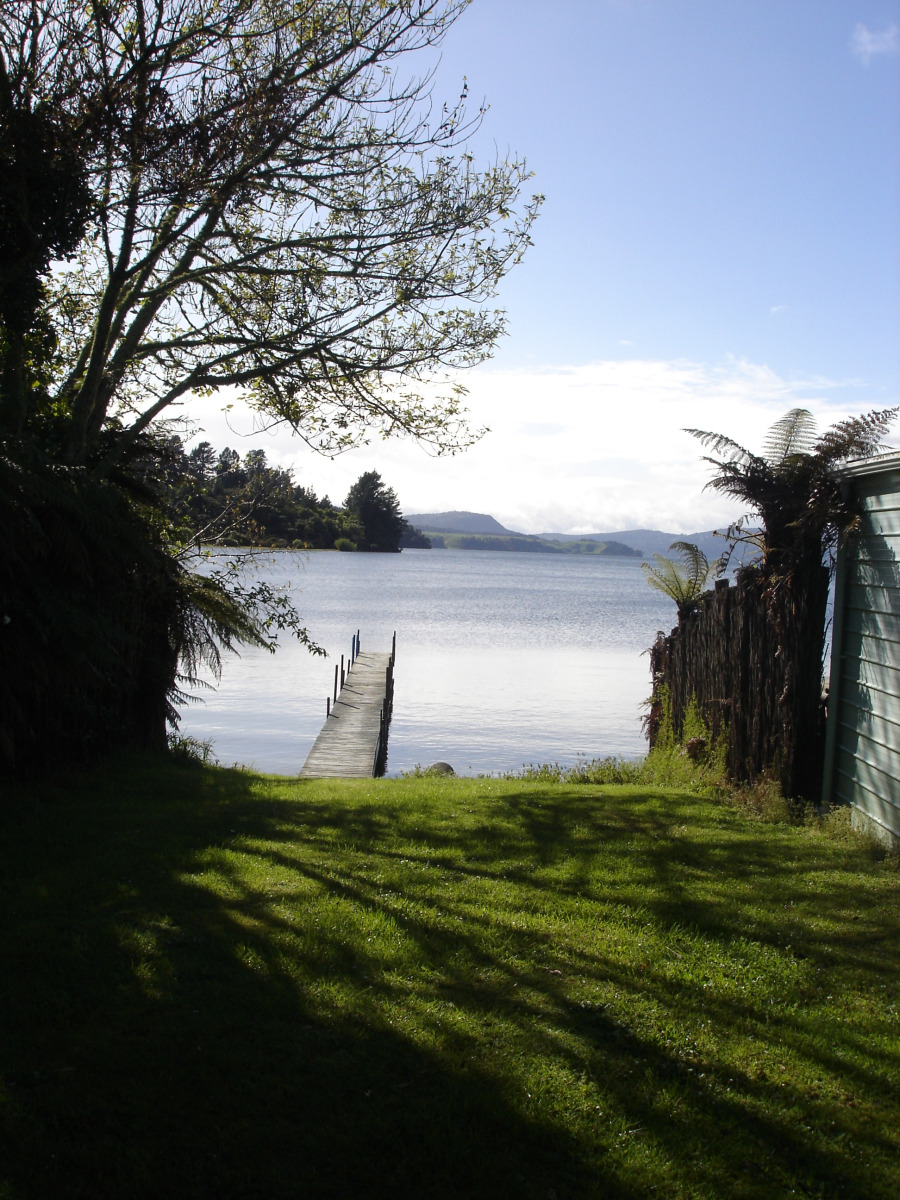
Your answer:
[341,655,345,689]
[326,696,331,717]
[333,664,338,703]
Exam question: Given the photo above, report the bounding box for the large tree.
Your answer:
[0,0,538,772]
[0,0,538,462]
[344,469,405,551]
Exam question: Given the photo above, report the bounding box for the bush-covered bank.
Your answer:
[158,441,431,552]
[2,758,898,1199]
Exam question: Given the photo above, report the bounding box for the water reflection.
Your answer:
[177,549,678,775]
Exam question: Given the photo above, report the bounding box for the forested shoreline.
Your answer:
[155,438,430,552]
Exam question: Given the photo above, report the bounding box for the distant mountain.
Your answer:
[404,510,522,536]
[404,512,752,562]
[422,533,642,556]
[540,528,737,561]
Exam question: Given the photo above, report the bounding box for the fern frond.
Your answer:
[685,428,753,462]
[814,407,898,464]
[642,541,718,619]
[668,541,709,592]
[762,408,818,466]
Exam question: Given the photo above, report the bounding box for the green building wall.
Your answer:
[823,453,900,849]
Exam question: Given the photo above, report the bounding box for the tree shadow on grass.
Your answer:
[1,762,898,1199]
[0,763,624,1199]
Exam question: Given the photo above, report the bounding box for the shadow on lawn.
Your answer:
[1,762,897,1199]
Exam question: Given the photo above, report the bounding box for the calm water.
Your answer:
[177,549,678,776]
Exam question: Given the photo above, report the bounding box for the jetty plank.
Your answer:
[299,651,392,778]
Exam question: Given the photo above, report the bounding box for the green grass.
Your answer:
[1,760,898,1199]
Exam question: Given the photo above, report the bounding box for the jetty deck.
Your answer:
[299,650,393,778]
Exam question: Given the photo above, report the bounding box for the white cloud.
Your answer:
[770,304,786,315]
[184,358,896,536]
[850,23,899,65]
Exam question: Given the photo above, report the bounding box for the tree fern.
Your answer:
[686,406,898,574]
[642,541,723,619]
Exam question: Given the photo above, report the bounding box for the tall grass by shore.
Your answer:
[2,757,897,1198]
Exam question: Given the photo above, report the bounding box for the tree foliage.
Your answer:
[646,405,899,799]
[157,437,360,548]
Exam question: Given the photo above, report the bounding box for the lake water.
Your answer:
[176,549,679,776]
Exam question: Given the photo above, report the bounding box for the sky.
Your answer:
[188,0,900,535]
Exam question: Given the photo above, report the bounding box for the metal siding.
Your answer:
[851,485,900,513]
[847,559,900,588]
[841,628,900,669]
[857,508,900,534]
[836,717,900,777]
[845,581,900,617]
[834,747,900,811]
[844,662,900,715]
[833,766,900,836]
[828,468,900,832]
[837,700,899,743]
[850,536,900,565]
[843,605,900,645]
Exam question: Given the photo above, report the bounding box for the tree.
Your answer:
[0,0,538,773]
[0,0,538,462]
[344,470,406,551]
[0,41,91,434]
[187,440,216,481]
[687,407,898,579]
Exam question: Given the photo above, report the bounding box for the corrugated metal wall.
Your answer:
[824,459,900,846]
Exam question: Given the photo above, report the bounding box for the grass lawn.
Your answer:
[1,759,898,1199]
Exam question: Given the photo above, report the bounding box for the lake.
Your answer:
[176,548,679,776]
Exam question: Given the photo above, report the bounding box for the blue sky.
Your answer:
[192,0,900,533]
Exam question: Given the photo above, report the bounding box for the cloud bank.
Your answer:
[184,357,896,536]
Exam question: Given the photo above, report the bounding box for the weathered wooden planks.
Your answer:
[299,651,393,778]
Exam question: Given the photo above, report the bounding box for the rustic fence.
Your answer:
[648,565,829,800]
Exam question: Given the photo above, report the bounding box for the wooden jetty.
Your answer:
[299,633,395,778]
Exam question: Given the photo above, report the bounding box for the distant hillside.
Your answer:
[404,511,752,562]
[404,510,520,535]
[427,533,642,556]
[541,528,737,561]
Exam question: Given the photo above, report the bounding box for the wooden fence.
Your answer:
[648,565,829,800]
